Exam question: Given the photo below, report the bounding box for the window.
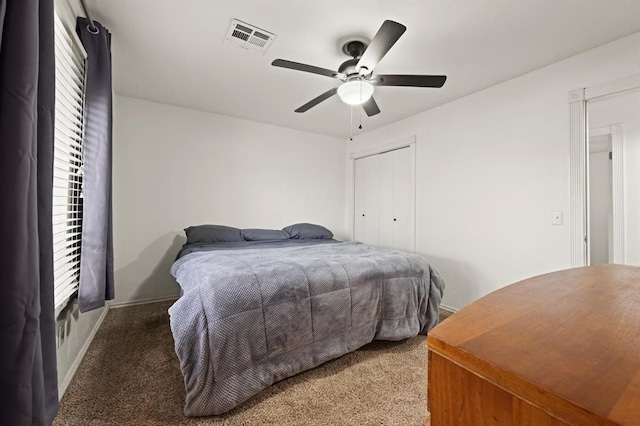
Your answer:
[53,12,87,316]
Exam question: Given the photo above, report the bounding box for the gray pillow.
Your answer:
[282,223,333,240]
[242,228,289,241]
[184,225,243,244]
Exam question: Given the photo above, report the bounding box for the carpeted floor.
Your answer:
[54,301,454,425]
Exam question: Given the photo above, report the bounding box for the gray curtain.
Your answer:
[76,18,115,312]
[0,0,59,424]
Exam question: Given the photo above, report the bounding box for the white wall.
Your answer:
[588,89,640,266]
[55,301,106,397]
[346,33,640,310]
[112,96,346,305]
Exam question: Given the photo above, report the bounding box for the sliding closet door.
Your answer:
[392,146,416,252]
[354,155,380,246]
[353,143,415,252]
[377,146,415,251]
[378,152,395,249]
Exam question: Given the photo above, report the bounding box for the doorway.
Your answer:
[569,75,640,267]
[588,131,612,265]
[587,89,639,265]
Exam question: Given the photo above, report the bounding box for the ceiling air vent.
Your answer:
[225,19,276,53]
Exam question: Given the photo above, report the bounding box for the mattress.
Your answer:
[169,240,445,416]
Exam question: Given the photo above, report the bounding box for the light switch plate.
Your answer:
[552,211,563,225]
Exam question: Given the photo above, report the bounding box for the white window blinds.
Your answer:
[53,12,87,315]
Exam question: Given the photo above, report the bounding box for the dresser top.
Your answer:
[428,264,640,425]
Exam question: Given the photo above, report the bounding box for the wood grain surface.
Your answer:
[427,264,640,425]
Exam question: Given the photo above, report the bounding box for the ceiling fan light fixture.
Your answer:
[337,80,374,105]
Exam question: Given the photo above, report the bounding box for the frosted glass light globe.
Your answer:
[337,80,374,105]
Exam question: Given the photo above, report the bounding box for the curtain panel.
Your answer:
[0,0,59,424]
[76,17,115,312]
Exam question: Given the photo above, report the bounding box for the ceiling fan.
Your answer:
[271,20,447,117]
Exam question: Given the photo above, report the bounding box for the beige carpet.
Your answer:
[54,301,453,425]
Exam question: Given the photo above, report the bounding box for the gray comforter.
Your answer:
[169,241,445,416]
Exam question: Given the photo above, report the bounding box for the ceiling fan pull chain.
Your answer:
[350,106,354,141]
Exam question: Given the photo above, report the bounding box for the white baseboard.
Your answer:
[439,304,459,313]
[108,294,180,309]
[58,305,109,399]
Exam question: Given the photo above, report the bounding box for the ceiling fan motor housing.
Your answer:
[338,58,361,77]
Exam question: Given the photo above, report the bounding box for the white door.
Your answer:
[392,146,416,252]
[354,154,380,246]
[588,146,613,265]
[354,145,416,252]
[378,151,395,249]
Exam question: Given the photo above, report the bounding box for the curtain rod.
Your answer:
[79,0,99,34]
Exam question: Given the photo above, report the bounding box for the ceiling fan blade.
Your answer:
[362,97,381,117]
[372,75,447,88]
[356,20,406,74]
[295,87,338,113]
[272,59,345,80]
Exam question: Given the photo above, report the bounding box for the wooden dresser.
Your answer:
[427,264,640,425]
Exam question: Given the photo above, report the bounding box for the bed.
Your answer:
[169,224,445,416]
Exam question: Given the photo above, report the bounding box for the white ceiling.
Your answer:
[86,0,640,139]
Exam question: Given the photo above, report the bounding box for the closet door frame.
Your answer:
[349,135,416,250]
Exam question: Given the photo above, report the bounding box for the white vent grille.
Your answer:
[225,19,276,53]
